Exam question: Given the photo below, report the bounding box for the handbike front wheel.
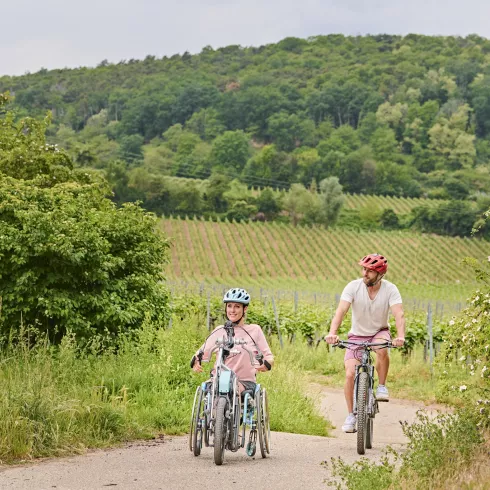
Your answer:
[214,396,228,466]
[356,372,369,455]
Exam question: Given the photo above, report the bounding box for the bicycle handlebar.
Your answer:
[194,337,264,367]
[334,340,394,350]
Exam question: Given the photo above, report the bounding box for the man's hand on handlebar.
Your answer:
[391,337,405,347]
[324,333,339,345]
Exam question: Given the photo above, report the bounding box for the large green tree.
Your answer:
[0,94,169,340]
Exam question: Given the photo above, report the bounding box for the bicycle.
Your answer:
[189,322,270,465]
[335,339,394,455]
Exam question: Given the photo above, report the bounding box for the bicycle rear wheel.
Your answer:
[356,372,369,455]
[214,396,228,465]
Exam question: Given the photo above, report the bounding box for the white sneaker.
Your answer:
[376,385,389,401]
[342,413,356,433]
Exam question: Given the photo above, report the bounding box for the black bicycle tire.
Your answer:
[262,388,271,454]
[192,387,205,456]
[189,386,202,453]
[257,389,267,458]
[214,397,228,465]
[366,415,374,449]
[357,372,369,455]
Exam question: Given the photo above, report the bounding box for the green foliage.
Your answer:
[328,410,483,490]
[3,35,490,212]
[0,94,170,340]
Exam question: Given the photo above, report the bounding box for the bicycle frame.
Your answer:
[337,340,392,417]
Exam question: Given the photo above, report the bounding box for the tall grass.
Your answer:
[0,320,329,463]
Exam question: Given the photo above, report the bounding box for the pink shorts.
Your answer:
[344,328,391,362]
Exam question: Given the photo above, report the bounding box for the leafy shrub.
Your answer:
[0,94,169,340]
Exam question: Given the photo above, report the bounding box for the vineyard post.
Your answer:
[427,303,434,375]
[271,296,284,348]
[206,291,211,331]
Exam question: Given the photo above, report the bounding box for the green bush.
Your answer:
[0,94,169,340]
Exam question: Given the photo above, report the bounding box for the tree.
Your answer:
[267,111,315,151]
[282,183,320,226]
[0,94,169,340]
[318,177,344,227]
[256,188,281,219]
[210,130,250,174]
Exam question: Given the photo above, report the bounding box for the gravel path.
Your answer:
[0,387,442,490]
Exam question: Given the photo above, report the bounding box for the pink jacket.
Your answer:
[196,323,274,382]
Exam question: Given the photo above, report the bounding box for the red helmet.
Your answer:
[358,253,388,274]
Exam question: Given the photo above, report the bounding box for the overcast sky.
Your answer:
[2,0,490,77]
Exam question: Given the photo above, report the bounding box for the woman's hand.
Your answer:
[192,362,203,373]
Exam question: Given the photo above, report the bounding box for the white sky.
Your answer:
[1,0,490,76]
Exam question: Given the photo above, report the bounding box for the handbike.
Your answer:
[189,322,270,465]
[335,339,394,455]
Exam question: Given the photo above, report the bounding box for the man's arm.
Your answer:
[324,300,351,344]
[391,303,405,347]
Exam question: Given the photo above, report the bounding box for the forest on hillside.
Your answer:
[2,34,490,235]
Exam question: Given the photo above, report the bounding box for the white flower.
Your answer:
[460,385,467,392]
[472,318,478,323]
[449,320,455,326]
[459,356,466,361]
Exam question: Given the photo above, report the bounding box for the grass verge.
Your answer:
[0,320,329,464]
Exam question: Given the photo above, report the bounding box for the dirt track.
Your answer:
[0,387,441,490]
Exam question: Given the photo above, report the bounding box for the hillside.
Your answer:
[2,34,490,208]
[160,217,487,300]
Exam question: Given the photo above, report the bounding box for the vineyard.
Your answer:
[160,216,487,290]
[343,193,446,214]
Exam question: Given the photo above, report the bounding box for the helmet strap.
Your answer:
[366,273,384,288]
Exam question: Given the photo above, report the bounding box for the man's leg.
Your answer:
[344,359,360,413]
[373,336,390,385]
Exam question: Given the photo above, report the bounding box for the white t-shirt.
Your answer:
[340,278,402,336]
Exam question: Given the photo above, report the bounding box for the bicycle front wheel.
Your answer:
[356,372,369,455]
[214,396,228,465]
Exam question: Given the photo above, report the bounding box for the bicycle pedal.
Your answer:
[377,399,389,402]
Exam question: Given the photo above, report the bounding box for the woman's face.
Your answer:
[226,302,246,323]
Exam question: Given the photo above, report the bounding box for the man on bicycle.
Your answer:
[191,288,274,395]
[325,253,405,433]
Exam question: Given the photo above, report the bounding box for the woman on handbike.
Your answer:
[191,288,274,395]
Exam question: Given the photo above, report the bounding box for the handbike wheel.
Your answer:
[261,388,271,454]
[192,387,206,456]
[189,386,202,453]
[257,388,270,458]
[356,372,369,455]
[214,396,228,466]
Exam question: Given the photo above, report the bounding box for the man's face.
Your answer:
[226,302,246,322]
[361,266,379,285]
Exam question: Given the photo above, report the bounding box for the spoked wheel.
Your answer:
[356,372,369,455]
[214,396,228,465]
[189,386,204,455]
[257,388,271,458]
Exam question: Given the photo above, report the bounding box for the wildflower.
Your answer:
[459,385,467,391]
[449,320,455,326]
[459,356,466,362]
